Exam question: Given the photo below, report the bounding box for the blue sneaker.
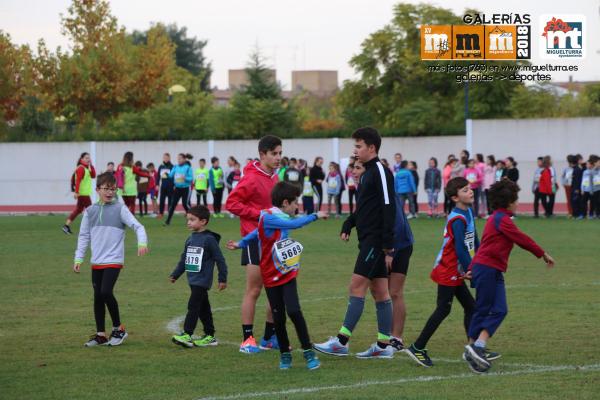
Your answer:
[259,335,280,351]
[313,336,349,356]
[303,349,321,370]
[239,336,261,354]
[279,352,292,370]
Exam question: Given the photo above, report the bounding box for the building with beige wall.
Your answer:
[292,70,338,95]
[228,68,276,90]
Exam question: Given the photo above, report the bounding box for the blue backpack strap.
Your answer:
[493,211,506,232]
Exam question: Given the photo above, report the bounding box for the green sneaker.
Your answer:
[172,333,193,348]
[194,335,218,347]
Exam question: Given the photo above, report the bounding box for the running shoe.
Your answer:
[259,335,280,350]
[313,337,349,356]
[463,348,490,374]
[84,334,108,347]
[62,224,73,235]
[303,349,321,370]
[405,344,433,367]
[390,337,405,352]
[239,336,261,354]
[172,333,194,348]
[194,335,218,347]
[464,344,491,369]
[355,343,394,359]
[463,349,501,361]
[108,326,128,346]
[279,352,292,370]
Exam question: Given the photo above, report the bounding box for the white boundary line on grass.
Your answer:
[194,363,600,400]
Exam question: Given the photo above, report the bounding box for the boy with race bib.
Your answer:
[227,182,328,370]
[405,177,491,367]
[170,205,228,348]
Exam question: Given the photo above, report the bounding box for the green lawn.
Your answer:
[0,214,598,399]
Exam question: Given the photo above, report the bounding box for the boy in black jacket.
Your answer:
[170,206,228,347]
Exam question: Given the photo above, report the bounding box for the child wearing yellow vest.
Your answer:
[63,152,96,235]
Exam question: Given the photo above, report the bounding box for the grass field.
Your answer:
[0,214,599,400]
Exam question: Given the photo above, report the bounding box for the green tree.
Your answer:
[132,23,212,91]
[0,31,33,121]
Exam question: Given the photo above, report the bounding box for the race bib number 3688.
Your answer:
[185,246,204,273]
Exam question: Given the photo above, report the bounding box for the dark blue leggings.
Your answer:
[468,264,508,340]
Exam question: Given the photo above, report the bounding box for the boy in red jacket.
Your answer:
[464,179,555,373]
[225,135,281,353]
[228,182,328,370]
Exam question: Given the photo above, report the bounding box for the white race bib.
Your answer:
[161,168,171,179]
[273,238,303,274]
[594,174,600,186]
[287,170,300,182]
[185,246,204,272]
[175,173,185,184]
[464,231,475,257]
[347,176,355,187]
[328,178,338,190]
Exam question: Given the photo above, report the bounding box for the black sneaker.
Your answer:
[464,344,490,369]
[485,349,501,361]
[390,337,405,352]
[406,344,433,367]
[62,224,73,235]
[463,349,490,374]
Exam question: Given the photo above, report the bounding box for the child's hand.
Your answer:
[169,276,176,283]
[340,232,350,241]
[542,252,555,268]
[317,211,328,219]
[463,270,473,280]
[218,282,227,291]
[226,240,240,250]
[138,246,149,256]
[73,263,81,273]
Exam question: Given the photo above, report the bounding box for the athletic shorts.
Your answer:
[241,238,260,266]
[353,242,388,279]
[149,188,157,199]
[391,245,413,275]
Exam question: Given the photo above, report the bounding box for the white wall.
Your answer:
[472,117,600,203]
[1,117,598,206]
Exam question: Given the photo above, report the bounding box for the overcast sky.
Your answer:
[2,0,598,89]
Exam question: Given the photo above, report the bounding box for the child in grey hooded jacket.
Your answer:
[170,205,228,348]
[74,172,149,347]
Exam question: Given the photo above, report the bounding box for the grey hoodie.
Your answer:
[170,230,228,289]
[75,201,148,265]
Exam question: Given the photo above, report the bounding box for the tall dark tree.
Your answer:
[240,49,281,100]
[132,23,212,91]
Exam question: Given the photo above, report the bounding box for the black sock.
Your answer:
[242,324,253,340]
[337,334,349,346]
[264,321,275,340]
[377,341,389,349]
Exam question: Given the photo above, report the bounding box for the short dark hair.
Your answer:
[200,158,206,163]
[445,177,470,198]
[187,205,210,223]
[96,172,117,188]
[430,157,438,167]
[258,135,282,154]
[271,182,300,207]
[211,157,219,164]
[351,127,381,153]
[107,161,114,166]
[488,179,520,211]
[400,160,408,169]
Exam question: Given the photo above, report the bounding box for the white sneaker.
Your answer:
[356,343,394,359]
[313,336,349,356]
[108,327,128,346]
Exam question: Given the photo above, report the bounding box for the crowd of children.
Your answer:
[70,131,565,376]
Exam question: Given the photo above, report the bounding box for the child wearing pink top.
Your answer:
[482,155,496,216]
[464,159,483,217]
[442,158,456,215]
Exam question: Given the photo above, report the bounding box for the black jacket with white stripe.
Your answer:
[354,156,396,249]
